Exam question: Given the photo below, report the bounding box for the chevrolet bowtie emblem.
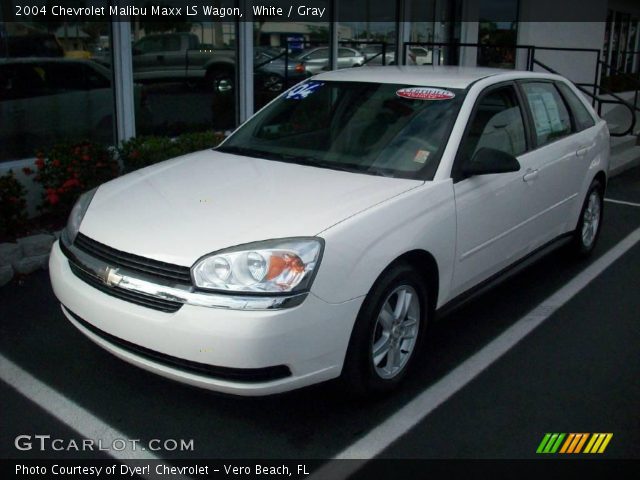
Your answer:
[101,267,123,287]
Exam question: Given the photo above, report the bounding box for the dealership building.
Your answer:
[1,0,639,212]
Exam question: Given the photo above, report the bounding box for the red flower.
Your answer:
[22,167,34,175]
[35,158,45,169]
[62,178,80,189]
[82,155,91,161]
[46,188,55,195]
[131,150,140,159]
[52,159,61,167]
[47,192,60,205]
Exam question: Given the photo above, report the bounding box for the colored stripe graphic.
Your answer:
[559,433,575,453]
[538,433,613,454]
[536,433,565,454]
[584,433,614,454]
[574,433,589,453]
[536,434,552,453]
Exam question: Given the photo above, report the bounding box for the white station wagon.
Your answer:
[50,66,609,396]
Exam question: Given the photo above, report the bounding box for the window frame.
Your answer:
[515,79,576,150]
[452,80,532,183]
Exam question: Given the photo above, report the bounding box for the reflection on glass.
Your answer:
[477,0,518,69]
[0,21,115,161]
[130,7,237,135]
[339,0,397,70]
[253,8,328,110]
[220,81,463,180]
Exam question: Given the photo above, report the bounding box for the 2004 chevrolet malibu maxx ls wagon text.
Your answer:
[50,66,609,396]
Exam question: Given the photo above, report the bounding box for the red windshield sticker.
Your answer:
[396,87,455,101]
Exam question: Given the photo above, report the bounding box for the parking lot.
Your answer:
[1,166,639,473]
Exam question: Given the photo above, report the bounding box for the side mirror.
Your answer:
[462,147,521,177]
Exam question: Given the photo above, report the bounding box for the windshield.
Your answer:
[218,81,464,179]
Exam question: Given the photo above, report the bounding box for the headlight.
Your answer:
[192,238,324,294]
[65,188,97,244]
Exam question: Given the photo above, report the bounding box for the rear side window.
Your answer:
[521,82,572,147]
[556,82,596,131]
[306,49,326,60]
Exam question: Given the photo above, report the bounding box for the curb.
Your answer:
[0,231,62,287]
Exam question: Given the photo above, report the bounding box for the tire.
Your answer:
[341,263,429,396]
[571,178,604,257]
[205,67,234,95]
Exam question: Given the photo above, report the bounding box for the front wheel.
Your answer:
[341,263,428,396]
[571,179,604,257]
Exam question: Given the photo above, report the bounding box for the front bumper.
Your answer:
[49,241,362,395]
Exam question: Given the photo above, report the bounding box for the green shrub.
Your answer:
[175,130,226,152]
[0,171,28,240]
[119,131,225,173]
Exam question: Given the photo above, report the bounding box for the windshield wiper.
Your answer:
[216,145,292,162]
[217,146,392,177]
[280,155,366,174]
[293,156,394,177]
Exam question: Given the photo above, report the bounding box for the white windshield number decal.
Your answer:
[286,81,325,100]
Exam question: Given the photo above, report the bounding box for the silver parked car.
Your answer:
[293,47,365,74]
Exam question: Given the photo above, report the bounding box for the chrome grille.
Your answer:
[74,233,192,284]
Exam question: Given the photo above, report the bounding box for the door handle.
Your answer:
[523,169,539,183]
[157,55,165,62]
[576,146,590,157]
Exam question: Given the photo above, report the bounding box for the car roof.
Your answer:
[313,65,563,89]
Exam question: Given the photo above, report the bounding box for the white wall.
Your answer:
[517,21,606,85]
[516,0,607,85]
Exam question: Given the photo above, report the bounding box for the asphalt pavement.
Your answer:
[1,166,639,472]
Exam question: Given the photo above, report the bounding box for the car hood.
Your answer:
[79,150,422,266]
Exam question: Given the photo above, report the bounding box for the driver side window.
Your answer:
[459,85,527,168]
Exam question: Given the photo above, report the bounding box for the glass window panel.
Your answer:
[131,7,238,136]
[556,82,596,132]
[0,21,114,162]
[477,0,519,69]
[339,1,397,69]
[521,82,572,147]
[459,86,527,165]
[253,5,328,111]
